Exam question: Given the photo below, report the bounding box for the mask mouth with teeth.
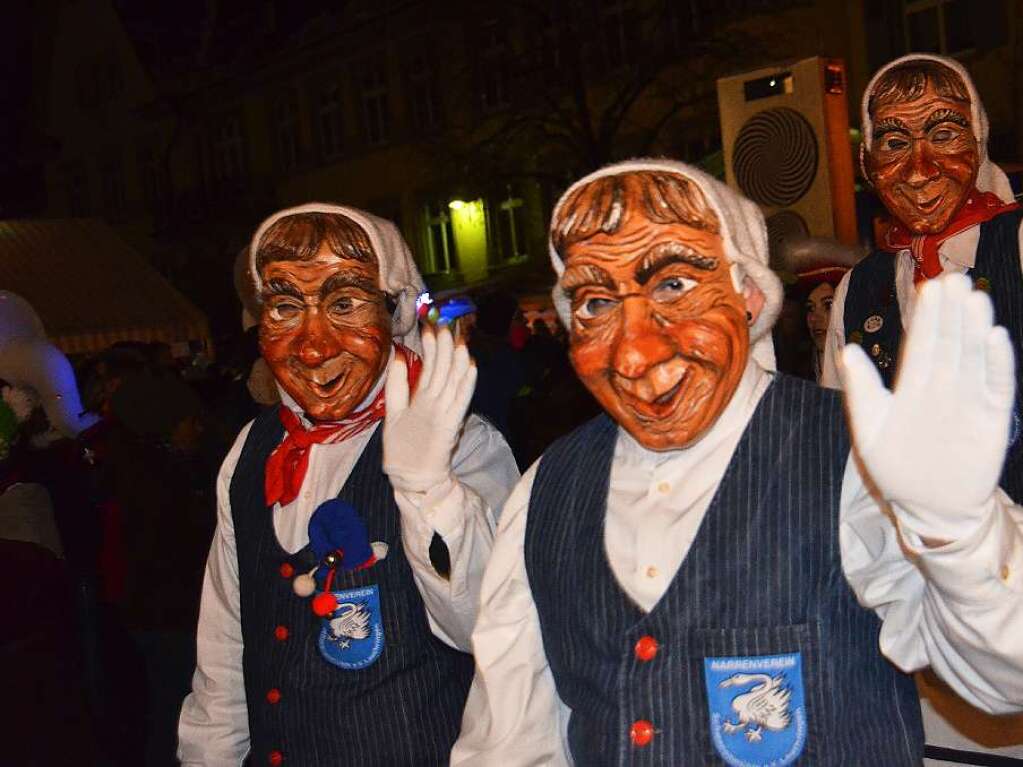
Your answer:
[552,169,753,451]
[254,211,393,423]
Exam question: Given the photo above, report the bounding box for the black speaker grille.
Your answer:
[733,108,819,207]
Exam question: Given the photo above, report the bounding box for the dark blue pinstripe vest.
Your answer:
[524,374,923,765]
[844,208,1023,501]
[230,407,473,766]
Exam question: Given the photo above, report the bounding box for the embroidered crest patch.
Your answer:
[317,584,385,670]
[704,653,807,767]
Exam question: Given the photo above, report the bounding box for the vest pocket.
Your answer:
[690,622,825,766]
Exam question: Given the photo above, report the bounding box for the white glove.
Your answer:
[840,273,1016,540]
[383,326,478,493]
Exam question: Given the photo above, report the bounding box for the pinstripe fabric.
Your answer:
[975,209,1023,501]
[845,209,1023,500]
[525,374,922,766]
[231,407,473,766]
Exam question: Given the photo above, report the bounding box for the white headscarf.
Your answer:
[549,158,783,371]
[860,53,1014,204]
[249,203,426,353]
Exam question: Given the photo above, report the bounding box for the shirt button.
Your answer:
[630,719,655,747]
[1001,564,1011,582]
[274,625,289,641]
[634,635,659,662]
[656,481,670,494]
[303,491,311,500]
[646,565,659,579]
[266,688,281,704]
[278,562,294,579]
[268,750,284,766]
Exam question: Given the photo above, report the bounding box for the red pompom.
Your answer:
[311,592,338,617]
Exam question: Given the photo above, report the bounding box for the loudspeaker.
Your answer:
[717,57,857,262]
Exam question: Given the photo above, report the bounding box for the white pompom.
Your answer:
[292,573,316,597]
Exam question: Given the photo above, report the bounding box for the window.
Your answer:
[425,202,457,273]
[407,51,442,133]
[495,187,527,261]
[137,143,170,212]
[211,115,247,185]
[77,51,124,108]
[318,81,345,159]
[599,0,635,72]
[100,155,126,219]
[271,92,302,171]
[64,165,90,216]
[359,66,391,146]
[479,19,510,113]
[903,0,975,55]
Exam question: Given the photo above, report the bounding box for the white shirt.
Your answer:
[452,360,1023,767]
[177,373,519,767]
[821,220,1023,389]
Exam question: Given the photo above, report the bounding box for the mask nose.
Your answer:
[295,310,341,368]
[903,140,941,187]
[611,297,675,380]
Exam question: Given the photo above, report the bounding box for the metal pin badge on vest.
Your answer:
[305,499,387,669]
[974,276,992,293]
[863,315,883,334]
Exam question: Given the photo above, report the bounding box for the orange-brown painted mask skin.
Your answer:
[866,81,979,235]
[258,244,391,422]
[561,213,750,451]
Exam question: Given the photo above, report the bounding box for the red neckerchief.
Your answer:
[882,189,1019,284]
[264,344,422,508]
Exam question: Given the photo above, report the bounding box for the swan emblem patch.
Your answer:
[704,653,807,767]
[317,585,384,670]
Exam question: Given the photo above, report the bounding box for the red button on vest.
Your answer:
[630,719,654,748]
[266,688,281,705]
[279,562,294,579]
[274,625,289,641]
[634,635,659,662]
[268,750,283,766]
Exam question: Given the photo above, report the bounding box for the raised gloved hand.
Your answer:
[383,326,477,493]
[841,273,1016,540]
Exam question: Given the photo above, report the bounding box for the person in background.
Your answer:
[178,204,518,766]
[777,238,863,383]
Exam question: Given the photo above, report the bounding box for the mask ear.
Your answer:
[742,276,766,326]
[859,142,875,189]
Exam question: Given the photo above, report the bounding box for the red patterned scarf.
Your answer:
[881,189,1019,284]
[264,344,422,507]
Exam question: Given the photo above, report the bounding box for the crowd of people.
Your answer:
[2,52,1023,766]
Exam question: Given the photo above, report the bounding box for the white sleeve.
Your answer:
[820,269,852,390]
[840,455,1023,714]
[177,422,253,767]
[393,415,519,651]
[451,462,574,767]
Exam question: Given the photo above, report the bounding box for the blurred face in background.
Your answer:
[804,282,834,352]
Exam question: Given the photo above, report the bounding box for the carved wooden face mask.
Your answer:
[258,243,392,422]
[866,80,979,235]
[560,209,750,451]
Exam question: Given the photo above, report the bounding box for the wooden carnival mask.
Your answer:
[864,62,979,235]
[256,213,392,422]
[554,172,753,451]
